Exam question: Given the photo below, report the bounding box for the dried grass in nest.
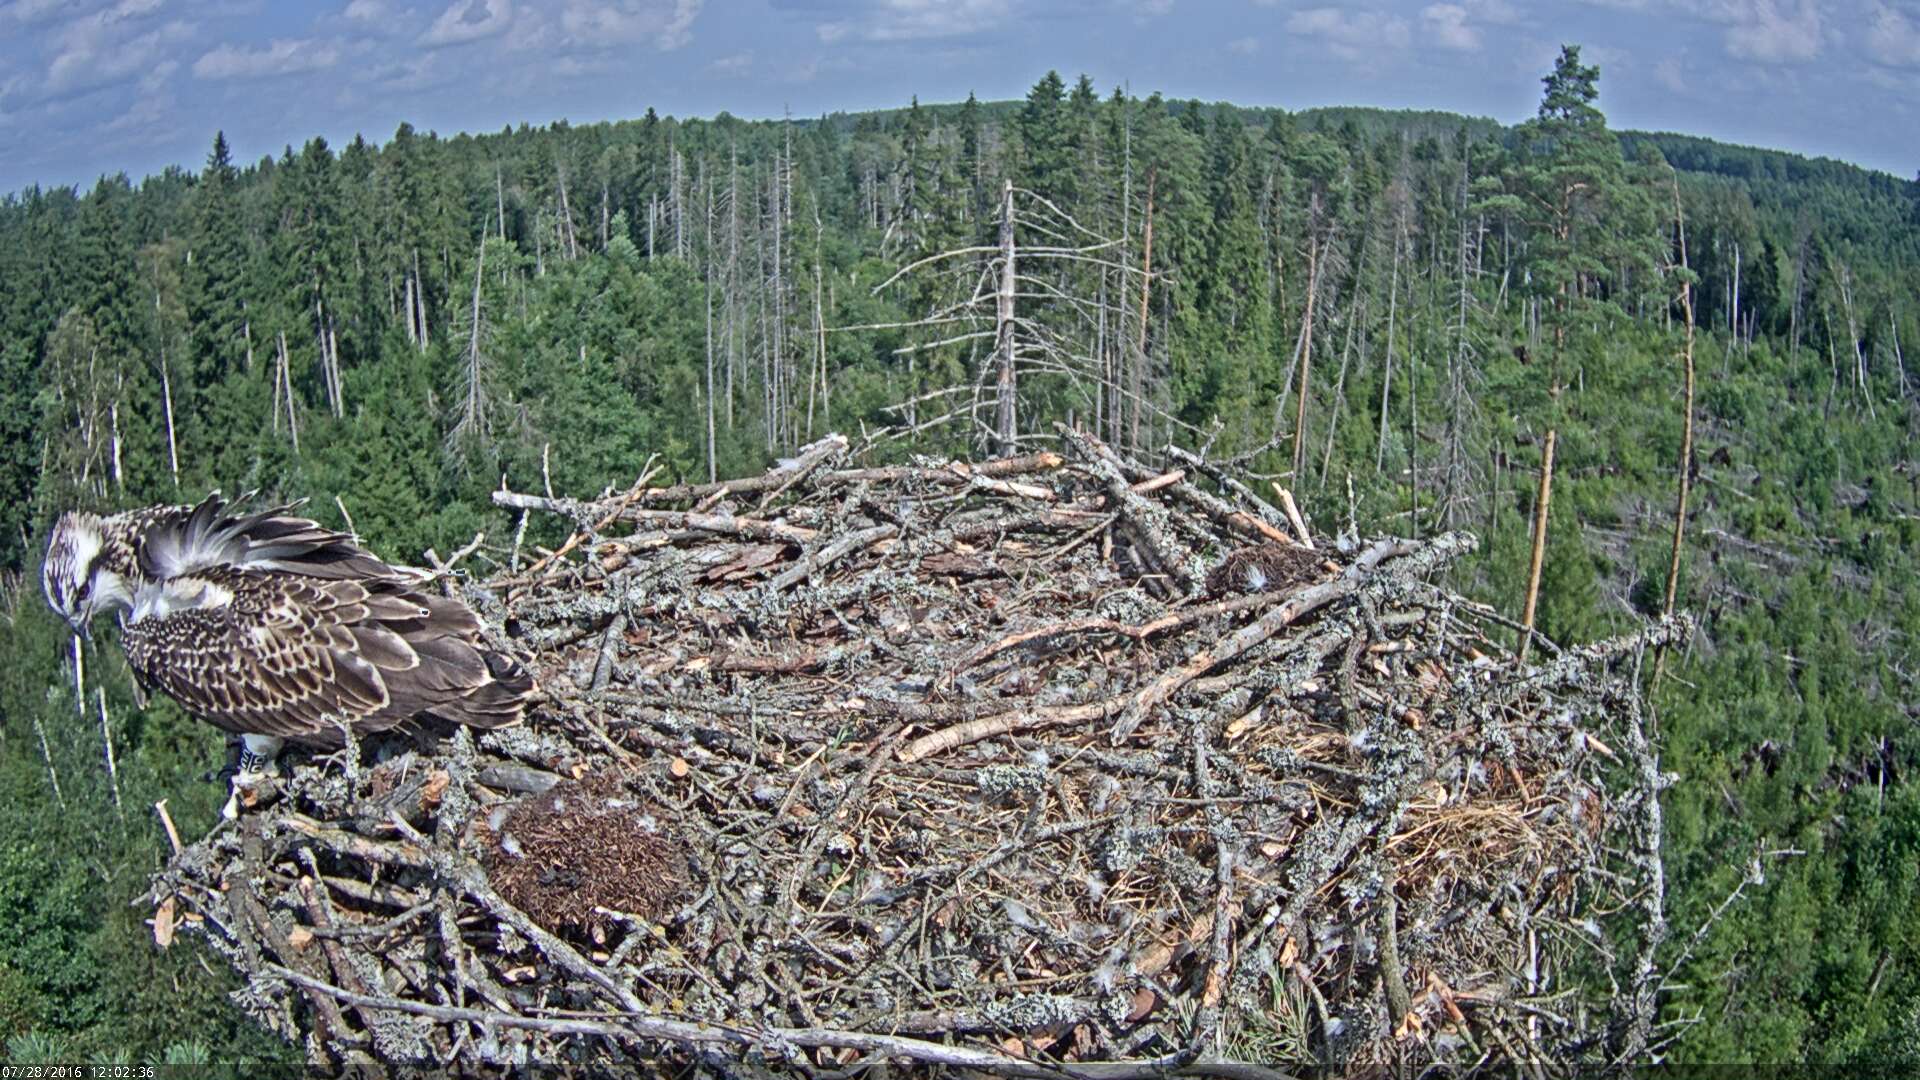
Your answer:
[482,772,686,937]
[145,430,1684,1073]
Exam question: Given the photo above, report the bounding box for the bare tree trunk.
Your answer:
[813,205,830,435]
[1407,285,1419,540]
[412,249,430,352]
[1441,159,1476,528]
[1836,261,1874,418]
[671,143,686,260]
[1290,229,1323,479]
[726,143,740,429]
[1376,227,1402,474]
[108,377,123,490]
[1520,428,1557,663]
[402,275,418,348]
[778,145,792,446]
[1319,276,1364,486]
[705,172,717,484]
[1131,173,1155,456]
[1730,240,1740,338]
[34,713,63,808]
[1788,220,1809,356]
[329,323,343,418]
[97,687,122,817]
[1657,178,1696,683]
[556,164,580,261]
[994,179,1018,455]
[316,296,342,418]
[159,347,179,485]
[496,165,507,242]
[1892,308,1910,397]
[460,237,487,438]
[1112,112,1132,448]
[277,332,300,454]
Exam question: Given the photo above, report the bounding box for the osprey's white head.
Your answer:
[42,512,135,634]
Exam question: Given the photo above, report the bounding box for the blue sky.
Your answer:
[1,0,1915,196]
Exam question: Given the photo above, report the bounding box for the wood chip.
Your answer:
[151,895,176,949]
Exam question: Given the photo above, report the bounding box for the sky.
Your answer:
[0,0,1916,197]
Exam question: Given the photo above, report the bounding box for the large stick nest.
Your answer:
[150,430,1680,1073]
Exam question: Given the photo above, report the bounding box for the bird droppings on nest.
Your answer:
[148,429,1687,1072]
[481,772,686,937]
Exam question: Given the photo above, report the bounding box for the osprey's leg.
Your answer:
[222,734,284,820]
[202,735,244,784]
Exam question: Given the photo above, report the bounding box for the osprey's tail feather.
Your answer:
[379,629,534,732]
[324,577,534,737]
[137,490,399,583]
[463,650,537,728]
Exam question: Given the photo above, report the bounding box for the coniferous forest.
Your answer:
[3,49,1920,1064]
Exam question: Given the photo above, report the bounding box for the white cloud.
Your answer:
[709,49,752,75]
[559,0,701,49]
[1285,7,1410,61]
[377,52,450,91]
[1466,0,1520,21]
[420,0,512,46]
[1417,0,1521,52]
[1653,52,1689,92]
[193,38,342,79]
[101,85,174,139]
[1867,3,1920,67]
[783,53,854,83]
[553,54,616,76]
[138,55,176,92]
[344,0,389,20]
[0,0,70,24]
[1228,34,1259,55]
[42,7,193,100]
[1577,0,1840,63]
[816,0,1012,44]
[1422,4,1480,50]
[1722,0,1822,61]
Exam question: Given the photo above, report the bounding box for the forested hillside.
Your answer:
[2,48,1919,1063]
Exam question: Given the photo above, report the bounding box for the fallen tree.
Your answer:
[148,430,1684,1072]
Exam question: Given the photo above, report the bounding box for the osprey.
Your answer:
[43,492,534,818]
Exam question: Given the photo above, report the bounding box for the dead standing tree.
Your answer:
[853,182,1194,457]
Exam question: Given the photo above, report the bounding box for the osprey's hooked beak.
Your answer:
[66,604,94,644]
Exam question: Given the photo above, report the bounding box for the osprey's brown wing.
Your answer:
[120,567,531,746]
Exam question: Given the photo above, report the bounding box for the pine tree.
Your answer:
[1495,46,1662,397]
[1018,72,1071,204]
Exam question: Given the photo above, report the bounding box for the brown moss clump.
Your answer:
[1205,542,1326,595]
[483,772,686,937]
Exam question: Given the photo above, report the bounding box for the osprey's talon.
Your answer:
[222,735,284,819]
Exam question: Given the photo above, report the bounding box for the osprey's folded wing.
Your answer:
[120,566,530,746]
